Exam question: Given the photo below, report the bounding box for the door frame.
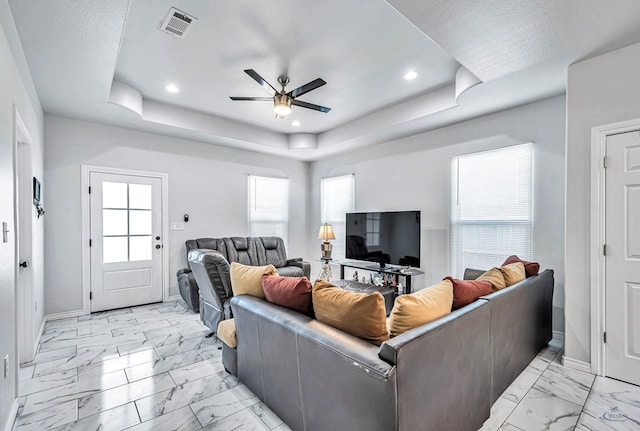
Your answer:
[12,107,35,363]
[81,165,169,314]
[590,117,640,376]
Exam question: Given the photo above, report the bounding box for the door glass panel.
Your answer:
[103,182,127,208]
[103,209,128,236]
[103,237,128,263]
[129,184,152,209]
[129,210,152,235]
[130,236,152,261]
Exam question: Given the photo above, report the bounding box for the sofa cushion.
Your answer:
[477,267,507,291]
[444,276,493,310]
[502,255,540,277]
[499,262,526,286]
[230,262,278,298]
[388,279,454,337]
[262,275,313,315]
[312,279,389,345]
[217,318,237,348]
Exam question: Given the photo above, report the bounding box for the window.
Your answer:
[102,181,153,263]
[248,175,290,248]
[366,213,380,246]
[450,143,533,277]
[321,174,355,260]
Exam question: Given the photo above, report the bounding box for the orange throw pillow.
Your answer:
[477,267,506,291]
[499,262,526,286]
[312,280,389,345]
[387,280,453,337]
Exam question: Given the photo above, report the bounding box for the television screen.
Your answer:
[345,211,421,267]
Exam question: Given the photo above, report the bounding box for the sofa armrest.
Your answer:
[285,258,311,279]
[378,299,488,364]
[378,299,491,431]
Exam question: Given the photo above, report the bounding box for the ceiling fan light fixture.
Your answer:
[273,93,292,117]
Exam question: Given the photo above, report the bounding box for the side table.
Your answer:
[316,258,333,281]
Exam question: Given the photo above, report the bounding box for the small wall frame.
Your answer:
[33,176,41,206]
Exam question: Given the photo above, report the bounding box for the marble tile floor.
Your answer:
[10,300,640,431]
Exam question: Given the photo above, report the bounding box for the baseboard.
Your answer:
[562,355,592,374]
[32,316,46,355]
[552,330,565,341]
[45,309,85,321]
[3,399,18,431]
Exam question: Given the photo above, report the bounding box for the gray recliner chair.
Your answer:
[188,249,234,335]
[179,236,310,334]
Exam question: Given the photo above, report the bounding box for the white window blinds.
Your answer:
[248,175,290,248]
[321,174,354,260]
[450,143,533,277]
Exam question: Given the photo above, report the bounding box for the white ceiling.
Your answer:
[8,0,640,160]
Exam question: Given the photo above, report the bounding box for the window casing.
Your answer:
[321,174,355,260]
[248,175,290,248]
[450,144,533,277]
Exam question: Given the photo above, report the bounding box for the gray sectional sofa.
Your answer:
[229,269,554,431]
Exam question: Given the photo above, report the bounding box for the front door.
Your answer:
[89,172,163,312]
[605,130,640,386]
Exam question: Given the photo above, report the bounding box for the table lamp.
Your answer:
[318,223,335,259]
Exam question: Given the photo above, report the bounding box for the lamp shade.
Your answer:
[317,223,335,241]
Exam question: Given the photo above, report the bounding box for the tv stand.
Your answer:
[338,261,424,294]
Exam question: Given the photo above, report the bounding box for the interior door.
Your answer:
[605,129,640,386]
[90,172,163,312]
[16,139,34,363]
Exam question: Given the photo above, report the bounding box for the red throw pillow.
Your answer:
[443,276,492,310]
[502,255,540,277]
[262,275,313,316]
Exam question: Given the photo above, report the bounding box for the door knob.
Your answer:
[19,261,28,268]
[155,236,160,240]
[155,244,161,249]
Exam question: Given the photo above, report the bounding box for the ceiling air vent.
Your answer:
[160,7,197,38]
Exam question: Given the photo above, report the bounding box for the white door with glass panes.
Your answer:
[90,172,163,311]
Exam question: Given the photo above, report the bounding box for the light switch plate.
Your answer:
[170,223,185,231]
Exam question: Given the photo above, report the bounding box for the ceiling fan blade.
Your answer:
[229,97,274,101]
[292,99,331,113]
[287,78,327,99]
[244,69,277,96]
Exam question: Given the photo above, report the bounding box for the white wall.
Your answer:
[310,95,566,332]
[0,4,44,430]
[564,41,640,364]
[43,115,309,314]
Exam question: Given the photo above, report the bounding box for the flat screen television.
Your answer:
[345,210,421,268]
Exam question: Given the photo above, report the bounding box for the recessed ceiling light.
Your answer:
[291,121,301,127]
[403,70,419,80]
[165,84,179,93]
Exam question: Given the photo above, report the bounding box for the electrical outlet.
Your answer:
[4,354,8,379]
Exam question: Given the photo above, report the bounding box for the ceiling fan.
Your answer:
[230,69,331,119]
